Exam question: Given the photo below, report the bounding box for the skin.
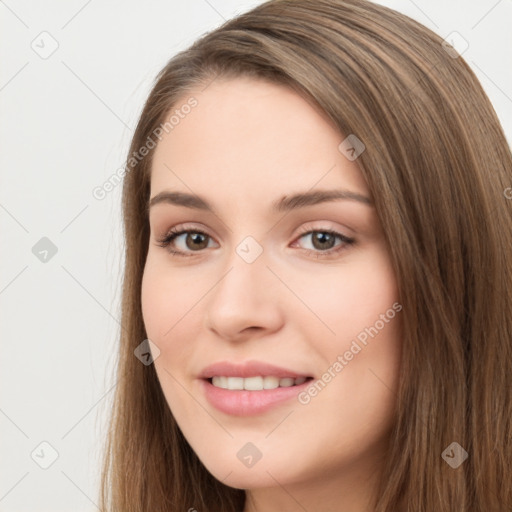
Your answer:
[141,76,402,512]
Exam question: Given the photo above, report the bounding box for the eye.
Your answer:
[292,226,355,259]
[155,225,217,256]
[155,225,355,258]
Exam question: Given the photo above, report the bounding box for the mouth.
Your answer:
[198,360,315,415]
[200,375,315,416]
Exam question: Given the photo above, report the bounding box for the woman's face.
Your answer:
[141,77,402,504]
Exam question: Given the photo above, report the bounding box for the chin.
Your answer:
[209,466,283,490]
[196,447,304,490]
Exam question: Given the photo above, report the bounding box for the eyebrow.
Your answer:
[147,189,373,214]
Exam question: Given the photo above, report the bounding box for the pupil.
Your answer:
[313,232,334,250]
[188,233,208,250]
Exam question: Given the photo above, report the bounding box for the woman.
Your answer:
[99,0,512,510]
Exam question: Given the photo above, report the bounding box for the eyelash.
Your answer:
[155,224,355,259]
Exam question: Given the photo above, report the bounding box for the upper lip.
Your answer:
[199,360,312,379]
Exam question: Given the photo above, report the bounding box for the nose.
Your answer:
[204,249,284,342]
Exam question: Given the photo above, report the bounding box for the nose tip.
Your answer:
[203,259,284,342]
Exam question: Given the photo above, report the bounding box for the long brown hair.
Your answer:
[99,0,512,510]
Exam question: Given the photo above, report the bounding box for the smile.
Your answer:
[201,377,314,416]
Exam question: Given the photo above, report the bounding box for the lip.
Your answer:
[198,360,314,416]
[198,360,311,379]
[200,377,313,416]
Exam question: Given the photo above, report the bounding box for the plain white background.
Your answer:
[1,0,511,510]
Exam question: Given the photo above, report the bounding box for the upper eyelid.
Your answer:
[160,222,351,240]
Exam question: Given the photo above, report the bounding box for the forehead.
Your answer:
[149,77,369,208]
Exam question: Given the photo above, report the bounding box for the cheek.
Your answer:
[140,257,201,339]
[290,249,399,343]
[140,258,207,380]
[296,247,402,407]
[140,262,197,410]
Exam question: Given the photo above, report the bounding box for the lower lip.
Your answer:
[200,378,313,416]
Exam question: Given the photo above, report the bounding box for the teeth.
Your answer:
[211,376,309,390]
[227,377,243,390]
[262,376,279,389]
